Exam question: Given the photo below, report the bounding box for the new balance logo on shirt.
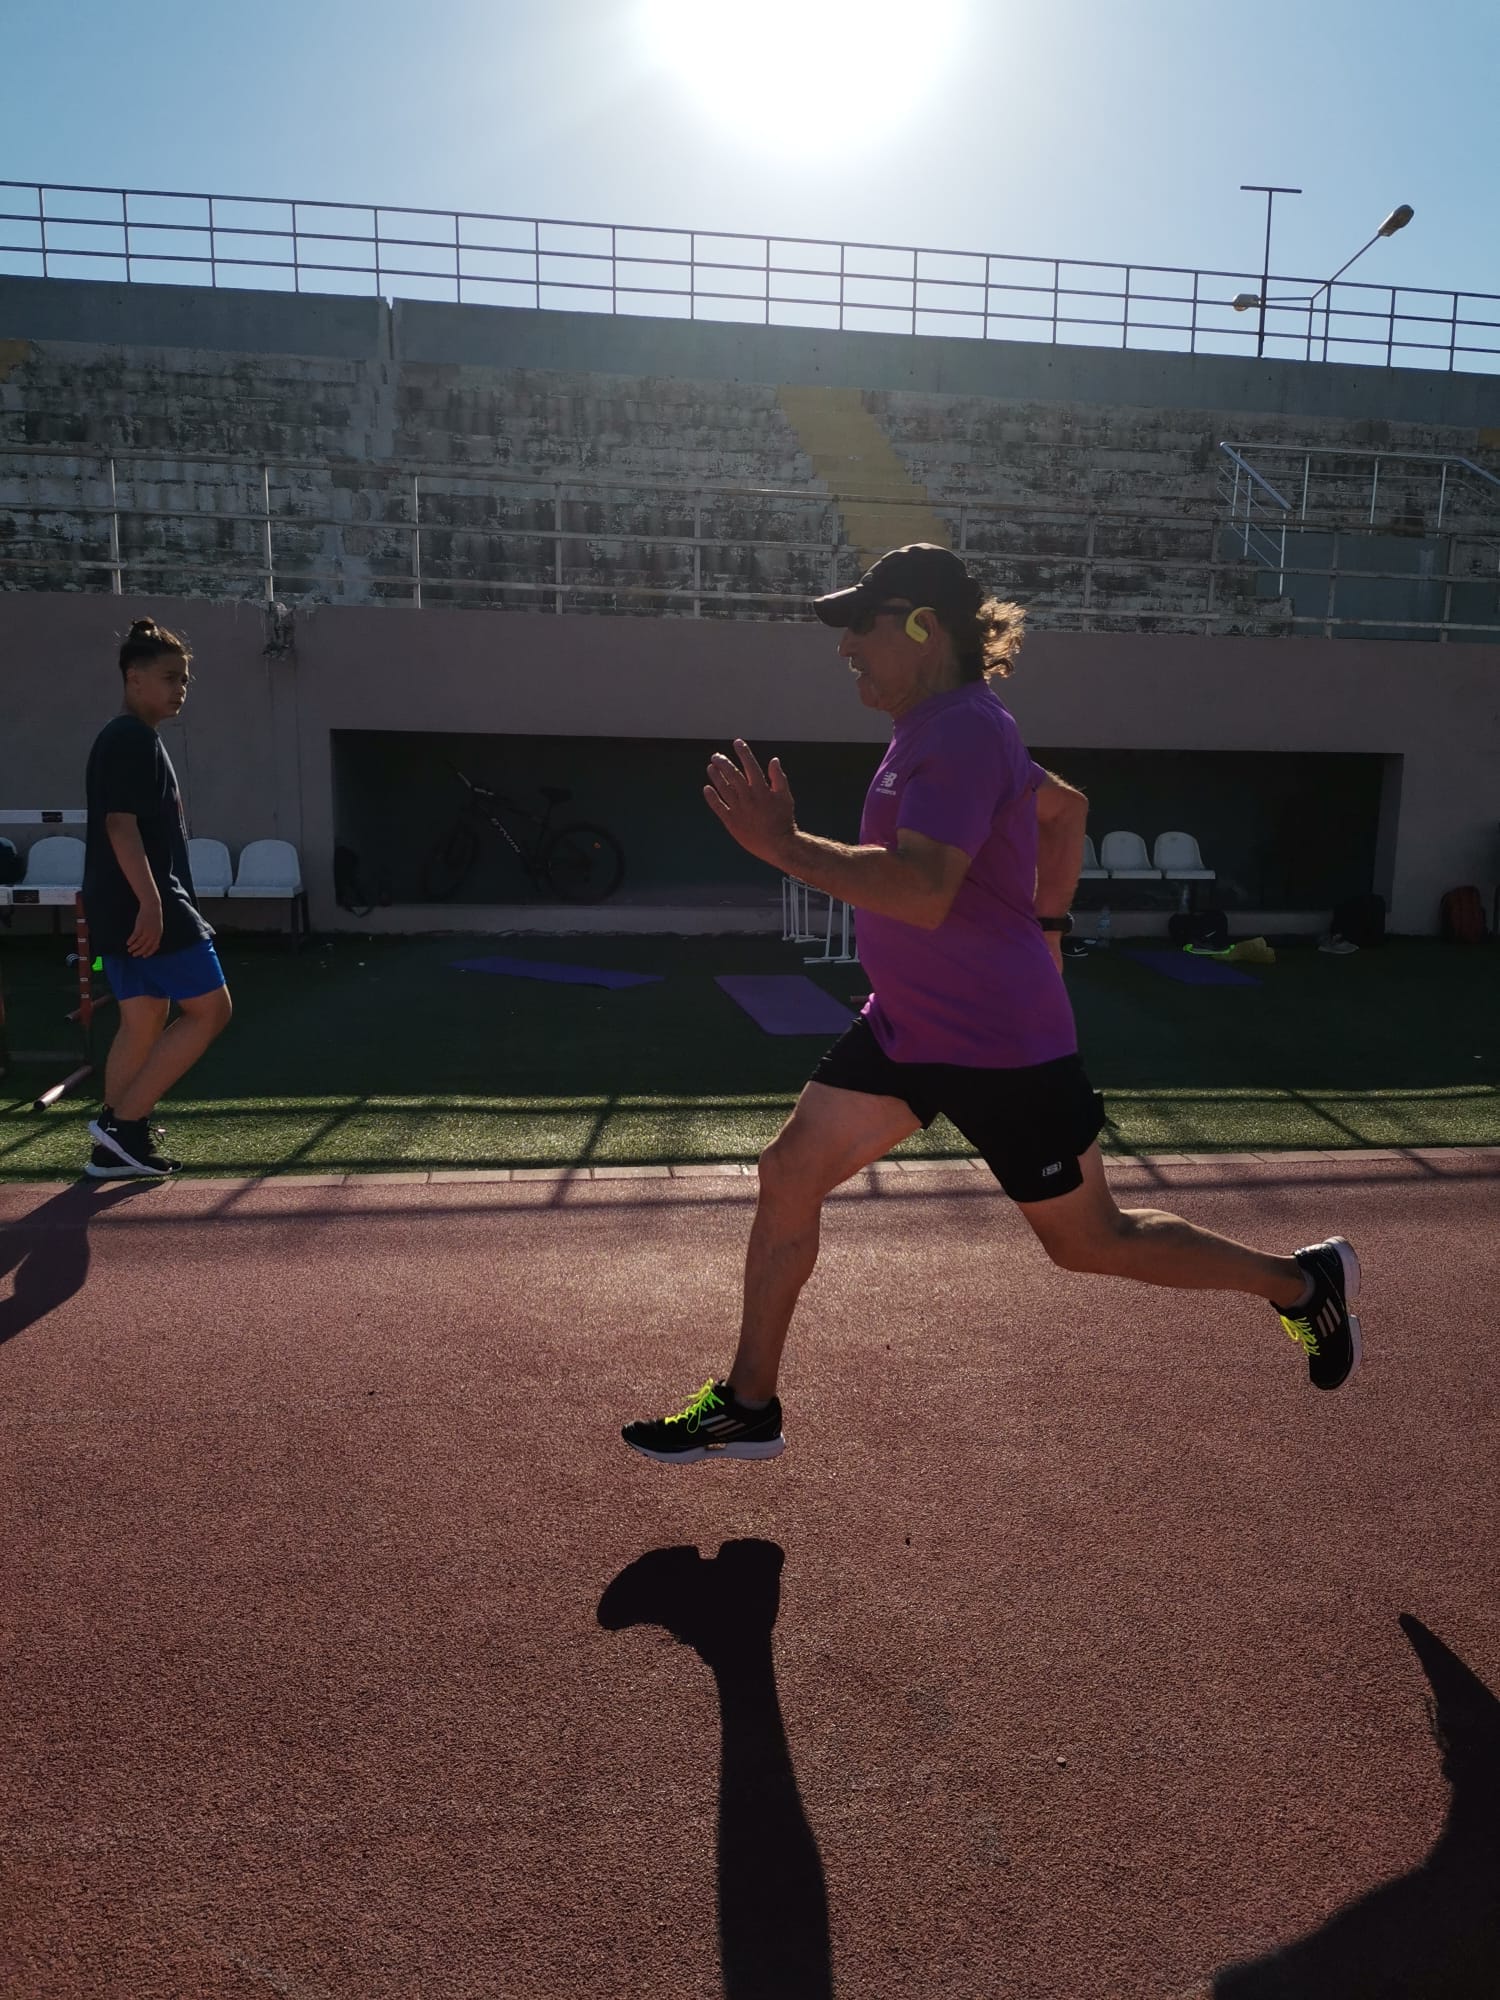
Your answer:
[877,769,900,792]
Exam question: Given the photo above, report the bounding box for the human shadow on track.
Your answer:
[598,1539,832,2000]
[0,1178,160,1347]
[1214,1615,1500,1998]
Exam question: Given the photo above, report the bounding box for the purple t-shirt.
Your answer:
[855,681,1077,1068]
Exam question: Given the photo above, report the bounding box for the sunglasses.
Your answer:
[846,599,915,636]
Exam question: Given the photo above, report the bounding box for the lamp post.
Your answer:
[1308,204,1415,359]
[1240,184,1302,359]
[1233,201,1414,362]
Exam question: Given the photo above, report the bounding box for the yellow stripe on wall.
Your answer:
[776,385,949,569]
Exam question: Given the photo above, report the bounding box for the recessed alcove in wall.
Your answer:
[332,729,1395,912]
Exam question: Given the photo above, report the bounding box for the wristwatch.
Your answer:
[1038,914,1074,934]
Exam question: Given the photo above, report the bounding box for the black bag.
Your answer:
[1330,893,1386,948]
[0,838,21,886]
[1168,908,1229,949]
[334,842,373,917]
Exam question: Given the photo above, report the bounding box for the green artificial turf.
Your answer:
[1,930,1496,1180]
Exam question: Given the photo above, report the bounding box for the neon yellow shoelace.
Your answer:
[664,1380,724,1432]
[1278,1311,1320,1359]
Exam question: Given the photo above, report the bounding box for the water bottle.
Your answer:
[1097,906,1112,948]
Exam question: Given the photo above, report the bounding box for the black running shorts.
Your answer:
[808,1016,1107,1204]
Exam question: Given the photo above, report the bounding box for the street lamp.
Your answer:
[1239,184,1302,359]
[1233,203,1414,360]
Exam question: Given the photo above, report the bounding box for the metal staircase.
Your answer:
[1217,443,1500,638]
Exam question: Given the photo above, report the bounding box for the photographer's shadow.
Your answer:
[0,1178,157,1347]
[598,1539,832,2000]
[1216,1614,1500,1997]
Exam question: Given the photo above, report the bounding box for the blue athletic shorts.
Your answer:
[102,940,227,1004]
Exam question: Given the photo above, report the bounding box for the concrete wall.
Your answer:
[6,275,1499,426]
[2,590,1495,935]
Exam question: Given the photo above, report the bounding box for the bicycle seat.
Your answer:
[540,786,572,806]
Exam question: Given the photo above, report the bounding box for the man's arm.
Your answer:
[703,738,971,930]
[1035,769,1088,916]
[105,813,164,956]
[773,826,970,932]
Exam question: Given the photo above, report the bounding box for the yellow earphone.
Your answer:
[905,608,932,643]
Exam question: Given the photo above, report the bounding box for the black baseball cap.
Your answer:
[812,543,982,628]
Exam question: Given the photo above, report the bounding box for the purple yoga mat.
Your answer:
[451,955,662,990]
[715,973,855,1035]
[1125,949,1262,988]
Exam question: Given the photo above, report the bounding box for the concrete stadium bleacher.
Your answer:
[1,274,1497,634]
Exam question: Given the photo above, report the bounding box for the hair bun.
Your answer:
[127,618,159,640]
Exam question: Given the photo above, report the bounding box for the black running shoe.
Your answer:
[622,1379,786,1464]
[1276,1237,1362,1391]
[93,1106,173,1155]
[86,1114,178,1179]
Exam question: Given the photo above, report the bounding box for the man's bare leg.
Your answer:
[726,1083,921,1404]
[112,987,233,1123]
[1019,1143,1309,1308]
[103,996,170,1113]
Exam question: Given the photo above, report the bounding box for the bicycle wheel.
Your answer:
[420,819,481,901]
[541,822,625,904]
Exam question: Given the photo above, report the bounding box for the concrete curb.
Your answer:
[4,1147,1496,1204]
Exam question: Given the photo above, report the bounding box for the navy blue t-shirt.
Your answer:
[83,715,212,956]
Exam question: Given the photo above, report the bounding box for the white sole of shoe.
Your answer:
[86,1119,171,1177]
[1327,1235,1363,1382]
[84,1158,162,1181]
[624,1435,786,1464]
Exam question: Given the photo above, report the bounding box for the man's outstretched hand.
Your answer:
[704,738,796,866]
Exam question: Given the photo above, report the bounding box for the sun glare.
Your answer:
[640,0,962,154]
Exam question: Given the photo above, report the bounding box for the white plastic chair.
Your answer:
[188,837,233,897]
[1099,831,1162,880]
[21,836,85,890]
[1079,836,1109,881]
[228,838,308,939]
[1153,832,1215,881]
[1154,830,1215,912]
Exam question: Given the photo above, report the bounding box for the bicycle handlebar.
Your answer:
[446,761,496,802]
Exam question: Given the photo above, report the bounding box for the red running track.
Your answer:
[2,1152,1498,2000]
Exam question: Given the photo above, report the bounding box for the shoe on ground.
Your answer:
[622,1378,785,1464]
[1277,1237,1362,1391]
[98,1105,169,1146]
[86,1114,179,1179]
[1318,935,1359,955]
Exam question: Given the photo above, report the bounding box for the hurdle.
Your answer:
[781,874,857,965]
[803,893,856,965]
[0,810,113,1109]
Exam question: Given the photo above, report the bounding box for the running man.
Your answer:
[83,619,232,1178]
[622,544,1360,1463]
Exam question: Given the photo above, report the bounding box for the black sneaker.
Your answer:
[1276,1237,1362,1391]
[622,1379,786,1464]
[86,1114,178,1179]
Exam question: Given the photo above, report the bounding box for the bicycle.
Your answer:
[420,764,626,904]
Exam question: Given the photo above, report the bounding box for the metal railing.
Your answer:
[1221,442,1500,530]
[1217,445,1292,587]
[1214,442,1500,635]
[4,179,1498,373]
[1217,444,1500,592]
[4,444,1499,639]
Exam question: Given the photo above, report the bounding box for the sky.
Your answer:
[3,0,1497,314]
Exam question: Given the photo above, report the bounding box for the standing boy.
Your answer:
[83,618,232,1178]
